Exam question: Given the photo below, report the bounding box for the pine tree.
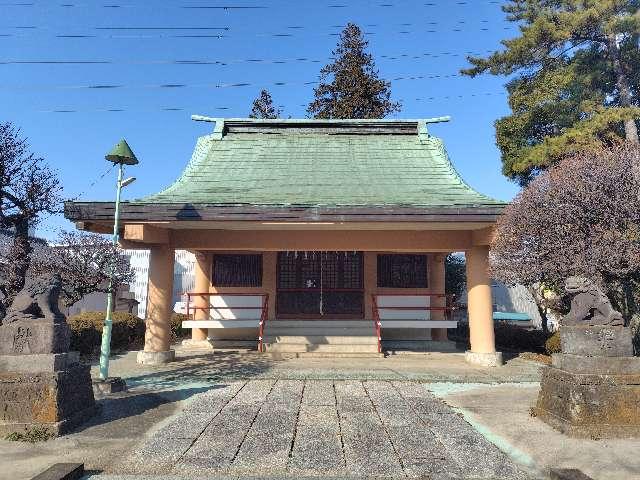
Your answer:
[462,0,640,185]
[307,23,401,119]
[249,89,281,119]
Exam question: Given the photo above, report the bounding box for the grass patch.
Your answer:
[519,352,552,365]
[5,425,54,443]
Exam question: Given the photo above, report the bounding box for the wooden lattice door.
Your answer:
[276,251,364,318]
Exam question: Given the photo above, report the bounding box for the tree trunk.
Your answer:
[529,286,549,334]
[4,219,32,310]
[622,279,637,327]
[608,34,639,144]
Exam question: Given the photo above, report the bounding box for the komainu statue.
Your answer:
[563,276,623,326]
[3,273,65,324]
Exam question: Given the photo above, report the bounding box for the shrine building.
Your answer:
[65,117,506,367]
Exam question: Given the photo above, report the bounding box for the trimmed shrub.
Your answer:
[170,313,190,341]
[452,321,552,353]
[544,331,561,355]
[68,311,145,355]
[493,322,549,353]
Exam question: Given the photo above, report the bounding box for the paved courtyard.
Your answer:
[121,379,529,479]
[8,350,640,480]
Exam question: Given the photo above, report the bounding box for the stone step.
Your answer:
[263,343,379,353]
[265,328,376,337]
[263,335,378,345]
[383,340,460,353]
[269,351,384,359]
[267,320,373,328]
[209,340,257,349]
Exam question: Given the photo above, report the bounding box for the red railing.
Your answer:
[184,292,270,353]
[371,293,456,353]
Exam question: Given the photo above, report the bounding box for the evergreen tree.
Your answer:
[249,89,281,119]
[308,23,401,119]
[462,0,640,185]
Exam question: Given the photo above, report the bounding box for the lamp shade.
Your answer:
[105,139,139,165]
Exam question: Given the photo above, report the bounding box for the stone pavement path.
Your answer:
[118,379,530,479]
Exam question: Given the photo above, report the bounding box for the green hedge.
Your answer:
[68,311,145,355]
[68,311,191,355]
[170,313,190,340]
[452,321,552,354]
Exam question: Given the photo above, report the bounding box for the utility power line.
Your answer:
[33,90,506,113]
[0,70,471,90]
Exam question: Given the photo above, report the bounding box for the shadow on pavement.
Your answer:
[122,351,276,390]
[71,386,212,434]
[70,351,275,435]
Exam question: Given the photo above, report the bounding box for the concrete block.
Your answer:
[136,350,175,365]
[464,350,503,367]
[0,352,79,373]
[550,468,594,480]
[30,463,84,480]
[560,325,633,357]
[92,377,127,395]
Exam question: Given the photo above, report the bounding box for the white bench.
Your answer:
[375,295,457,329]
[181,294,266,330]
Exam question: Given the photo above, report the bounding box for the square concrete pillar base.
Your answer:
[136,350,175,365]
[465,350,503,367]
[92,377,127,395]
[181,339,214,350]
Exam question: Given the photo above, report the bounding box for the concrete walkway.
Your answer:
[106,347,543,391]
[117,379,529,479]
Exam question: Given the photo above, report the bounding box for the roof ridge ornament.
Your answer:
[190,115,450,139]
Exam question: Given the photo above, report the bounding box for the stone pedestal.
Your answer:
[534,326,640,438]
[559,325,633,357]
[0,362,97,436]
[0,319,70,355]
[0,319,95,436]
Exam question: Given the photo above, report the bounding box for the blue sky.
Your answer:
[1,0,520,239]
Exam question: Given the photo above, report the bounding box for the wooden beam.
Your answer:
[74,221,112,234]
[471,227,495,246]
[123,224,170,244]
[170,229,472,251]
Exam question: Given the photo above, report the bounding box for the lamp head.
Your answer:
[105,139,138,165]
[121,176,136,187]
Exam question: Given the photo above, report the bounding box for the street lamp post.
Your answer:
[98,139,138,382]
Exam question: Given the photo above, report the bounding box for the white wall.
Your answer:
[69,249,196,318]
[128,249,196,318]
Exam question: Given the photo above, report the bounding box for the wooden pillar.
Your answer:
[137,244,176,364]
[465,245,502,366]
[430,253,448,341]
[191,251,210,341]
[263,252,277,320]
[363,252,377,319]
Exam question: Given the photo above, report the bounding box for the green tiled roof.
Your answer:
[138,118,505,208]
